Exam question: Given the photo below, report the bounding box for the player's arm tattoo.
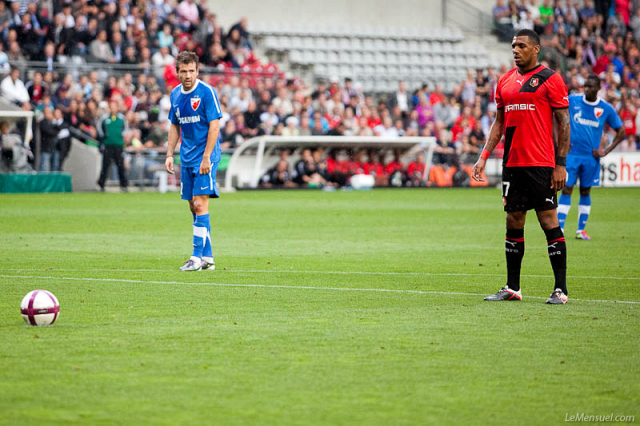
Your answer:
[605,126,626,155]
[553,108,571,158]
[483,108,504,153]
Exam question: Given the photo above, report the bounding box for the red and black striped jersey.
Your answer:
[495,65,568,168]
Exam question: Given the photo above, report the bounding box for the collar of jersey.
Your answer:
[581,94,601,106]
[181,79,200,94]
[516,64,542,76]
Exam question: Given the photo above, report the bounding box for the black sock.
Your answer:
[544,227,567,295]
[505,228,525,291]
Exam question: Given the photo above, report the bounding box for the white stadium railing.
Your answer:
[224,136,437,190]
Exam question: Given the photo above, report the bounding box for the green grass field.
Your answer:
[1,188,639,425]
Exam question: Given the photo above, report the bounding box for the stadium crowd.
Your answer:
[1,0,639,187]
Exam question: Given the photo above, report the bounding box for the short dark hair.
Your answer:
[586,74,601,85]
[514,29,540,46]
[176,51,199,71]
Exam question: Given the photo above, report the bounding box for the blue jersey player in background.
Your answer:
[165,51,223,271]
[557,75,625,240]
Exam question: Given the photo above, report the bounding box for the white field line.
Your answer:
[1,267,639,281]
[1,274,638,305]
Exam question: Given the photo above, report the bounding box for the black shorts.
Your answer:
[502,167,558,212]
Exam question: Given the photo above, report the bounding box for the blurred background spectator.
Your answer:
[0,0,635,189]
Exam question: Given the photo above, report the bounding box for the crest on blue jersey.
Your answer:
[594,107,604,118]
[191,97,201,111]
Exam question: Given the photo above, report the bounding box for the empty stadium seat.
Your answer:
[339,50,352,63]
[339,37,351,50]
[253,22,490,93]
[363,51,375,64]
[315,63,328,75]
[326,37,338,50]
[316,50,328,63]
[288,50,302,63]
[420,41,432,53]
[351,37,363,51]
[363,38,375,51]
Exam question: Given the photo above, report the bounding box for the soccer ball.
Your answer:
[20,290,60,326]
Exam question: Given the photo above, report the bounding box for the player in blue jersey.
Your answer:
[164,51,223,271]
[557,75,625,240]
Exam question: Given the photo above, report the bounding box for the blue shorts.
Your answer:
[180,162,220,200]
[566,154,600,188]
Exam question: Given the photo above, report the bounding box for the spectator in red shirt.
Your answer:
[593,45,616,75]
[384,150,404,176]
[163,63,180,91]
[364,151,385,176]
[352,150,367,175]
[355,116,373,136]
[407,152,427,186]
[429,84,445,106]
[365,108,382,129]
[325,106,343,129]
[328,76,340,96]
[25,72,46,106]
[451,106,476,141]
[324,149,348,186]
[326,150,338,174]
[620,98,637,136]
[336,151,353,175]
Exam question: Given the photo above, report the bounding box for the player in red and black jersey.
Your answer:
[472,29,572,304]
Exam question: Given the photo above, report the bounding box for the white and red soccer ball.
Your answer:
[20,290,60,326]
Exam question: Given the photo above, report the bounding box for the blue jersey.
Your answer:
[568,94,622,156]
[169,79,223,167]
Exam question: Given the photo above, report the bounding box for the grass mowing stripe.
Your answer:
[2,189,639,424]
[2,274,639,304]
[1,267,639,281]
